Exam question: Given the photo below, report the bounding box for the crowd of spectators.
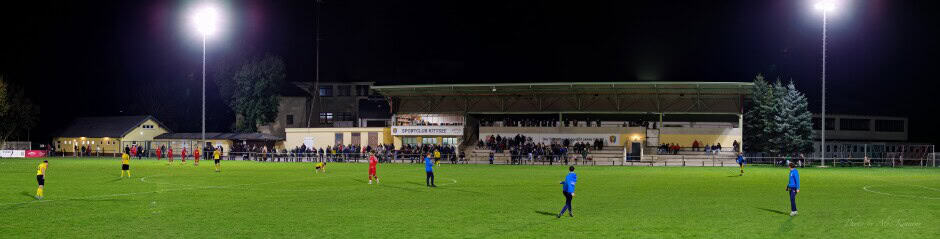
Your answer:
[226,143,463,164]
[479,118,653,128]
[478,134,606,164]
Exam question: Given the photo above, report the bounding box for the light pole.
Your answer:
[814,1,836,166]
[191,4,220,153]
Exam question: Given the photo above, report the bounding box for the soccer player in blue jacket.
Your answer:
[558,166,577,218]
[787,162,800,216]
[425,153,436,187]
[736,152,746,176]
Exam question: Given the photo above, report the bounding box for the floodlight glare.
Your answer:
[192,5,220,37]
[814,1,836,13]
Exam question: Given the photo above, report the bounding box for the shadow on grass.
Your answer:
[379,183,422,193]
[756,207,788,215]
[434,187,485,195]
[727,175,742,177]
[403,181,484,194]
[20,191,34,199]
[71,198,134,202]
[535,210,557,217]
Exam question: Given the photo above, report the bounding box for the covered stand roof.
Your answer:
[155,132,283,141]
[57,115,171,138]
[373,82,752,115]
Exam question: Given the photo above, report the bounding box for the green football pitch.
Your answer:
[0,158,937,238]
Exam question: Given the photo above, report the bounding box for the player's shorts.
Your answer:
[122,164,130,170]
[37,175,45,186]
[316,166,322,170]
[369,168,376,175]
[214,159,220,164]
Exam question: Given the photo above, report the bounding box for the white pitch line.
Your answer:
[437,178,458,186]
[862,185,940,200]
[0,178,297,207]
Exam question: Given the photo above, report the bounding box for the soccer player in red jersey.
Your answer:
[193,149,200,166]
[368,152,379,184]
[167,147,174,164]
[181,148,187,164]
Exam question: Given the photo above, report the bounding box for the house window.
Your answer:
[356,85,370,96]
[422,137,438,145]
[336,112,354,121]
[875,120,904,132]
[286,115,295,125]
[141,125,154,129]
[402,137,418,146]
[840,118,870,131]
[319,86,333,97]
[319,112,334,124]
[442,137,457,145]
[338,85,351,96]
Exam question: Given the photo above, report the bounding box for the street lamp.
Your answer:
[190,4,220,154]
[814,0,837,166]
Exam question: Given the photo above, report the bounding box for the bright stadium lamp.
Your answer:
[188,2,224,153]
[814,1,836,13]
[191,5,220,37]
[811,0,839,167]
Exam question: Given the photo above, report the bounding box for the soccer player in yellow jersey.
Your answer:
[213,147,222,172]
[35,160,48,200]
[121,153,131,178]
[315,161,326,173]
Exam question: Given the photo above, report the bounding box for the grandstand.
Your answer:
[373,82,751,166]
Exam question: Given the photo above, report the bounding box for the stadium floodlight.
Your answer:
[812,0,838,167]
[814,1,836,13]
[191,5,220,37]
[189,2,223,151]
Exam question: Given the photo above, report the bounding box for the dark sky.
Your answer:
[2,0,938,145]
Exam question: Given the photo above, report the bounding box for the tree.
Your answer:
[0,76,8,117]
[744,74,814,156]
[771,81,814,155]
[743,74,772,153]
[229,55,286,132]
[0,76,39,144]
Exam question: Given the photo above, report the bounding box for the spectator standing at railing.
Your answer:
[704,144,711,155]
[692,140,700,152]
[716,143,722,154]
[733,140,740,153]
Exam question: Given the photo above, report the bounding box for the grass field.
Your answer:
[1,158,938,238]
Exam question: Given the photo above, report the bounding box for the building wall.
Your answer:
[658,127,742,149]
[811,115,908,142]
[479,126,646,146]
[284,127,389,150]
[257,96,310,138]
[54,119,170,154]
[121,119,171,143]
[54,137,122,153]
[152,139,233,156]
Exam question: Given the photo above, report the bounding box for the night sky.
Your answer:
[2,0,938,145]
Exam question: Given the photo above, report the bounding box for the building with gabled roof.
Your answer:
[54,115,171,155]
